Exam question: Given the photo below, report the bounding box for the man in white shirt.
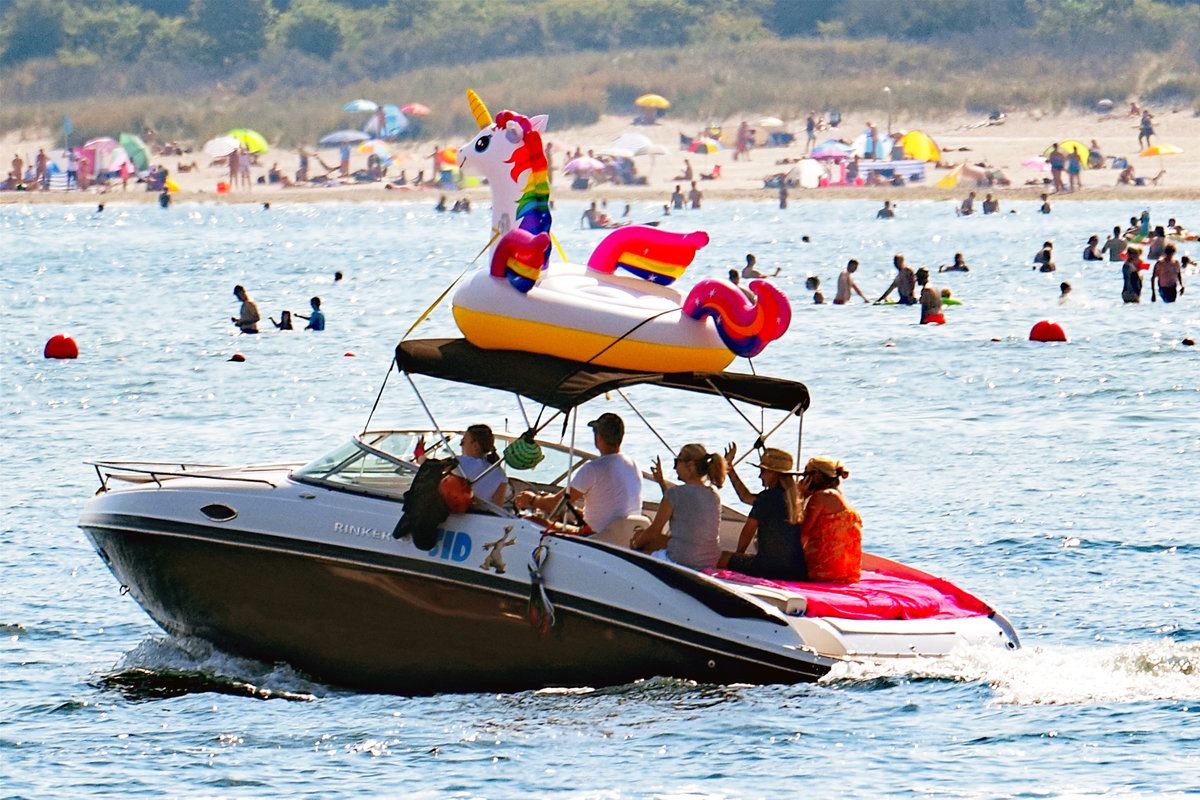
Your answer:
[515,412,642,537]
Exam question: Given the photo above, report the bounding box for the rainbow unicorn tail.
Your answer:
[491,228,552,293]
[587,225,709,285]
[683,279,792,358]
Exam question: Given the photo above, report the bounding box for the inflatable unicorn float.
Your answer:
[453,89,791,373]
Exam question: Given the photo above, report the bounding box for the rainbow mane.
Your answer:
[492,109,551,289]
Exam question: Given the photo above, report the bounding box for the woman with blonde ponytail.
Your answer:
[631,443,726,570]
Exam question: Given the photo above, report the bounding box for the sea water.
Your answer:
[2,197,1199,799]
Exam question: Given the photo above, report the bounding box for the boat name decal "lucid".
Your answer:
[333,521,390,540]
[426,529,472,562]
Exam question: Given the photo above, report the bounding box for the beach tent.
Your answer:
[898,130,941,162]
[1043,140,1090,167]
[851,132,893,159]
[935,164,963,188]
[363,104,408,139]
[797,158,826,189]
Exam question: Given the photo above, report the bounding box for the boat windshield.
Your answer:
[291,430,596,499]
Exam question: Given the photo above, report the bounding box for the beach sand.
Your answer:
[4,107,1200,206]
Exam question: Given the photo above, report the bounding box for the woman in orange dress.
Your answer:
[799,457,862,583]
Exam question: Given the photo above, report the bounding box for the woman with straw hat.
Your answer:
[719,446,806,580]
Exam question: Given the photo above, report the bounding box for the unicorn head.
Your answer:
[459,89,551,254]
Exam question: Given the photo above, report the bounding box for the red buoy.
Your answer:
[439,474,473,513]
[344,352,356,357]
[44,334,79,359]
[229,353,246,362]
[1029,320,1067,342]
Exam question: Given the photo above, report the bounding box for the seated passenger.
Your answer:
[458,424,508,506]
[631,443,726,570]
[719,446,806,580]
[799,457,862,583]
[515,413,642,540]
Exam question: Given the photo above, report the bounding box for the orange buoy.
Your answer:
[439,474,473,513]
[344,352,356,357]
[44,334,79,359]
[1029,320,1067,342]
[229,353,246,362]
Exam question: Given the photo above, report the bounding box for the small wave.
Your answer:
[825,639,1200,705]
[92,636,321,702]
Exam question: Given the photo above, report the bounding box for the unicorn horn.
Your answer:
[467,89,492,128]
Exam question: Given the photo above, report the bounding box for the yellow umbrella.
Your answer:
[1140,144,1183,157]
[1141,143,1182,171]
[165,178,180,192]
[1043,140,1090,167]
[635,93,670,109]
[898,130,941,162]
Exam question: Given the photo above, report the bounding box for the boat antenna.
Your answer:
[368,232,502,436]
[615,389,675,457]
[361,356,396,435]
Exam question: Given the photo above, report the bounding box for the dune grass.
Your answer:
[3,37,1197,150]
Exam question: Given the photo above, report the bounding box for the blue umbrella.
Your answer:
[362,104,409,139]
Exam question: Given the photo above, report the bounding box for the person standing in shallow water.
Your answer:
[875,254,916,304]
[231,284,260,334]
[1122,247,1145,304]
[298,297,325,330]
[916,268,945,324]
[833,259,869,304]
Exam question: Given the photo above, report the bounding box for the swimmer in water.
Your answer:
[939,253,969,272]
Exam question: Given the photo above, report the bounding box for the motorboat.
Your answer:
[80,338,1019,695]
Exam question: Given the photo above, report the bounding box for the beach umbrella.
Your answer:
[562,156,606,174]
[688,138,724,154]
[634,143,669,157]
[118,133,149,171]
[1043,140,1090,167]
[1141,143,1183,171]
[343,99,378,113]
[611,132,654,152]
[897,130,941,162]
[400,102,430,116]
[225,129,269,154]
[107,147,137,178]
[436,147,458,166]
[755,116,785,128]
[358,139,393,161]
[595,145,634,159]
[202,136,241,157]
[164,178,181,192]
[83,136,119,154]
[319,130,369,147]
[635,93,670,109]
[811,139,852,160]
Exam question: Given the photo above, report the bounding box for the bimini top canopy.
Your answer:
[397,338,809,414]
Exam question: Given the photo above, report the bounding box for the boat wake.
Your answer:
[825,639,1200,705]
[92,637,323,702]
